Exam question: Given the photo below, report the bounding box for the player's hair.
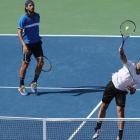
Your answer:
[25,0,34,13]
[25,7,28,13]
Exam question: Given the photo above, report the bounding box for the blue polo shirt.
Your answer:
[18,12,42,44]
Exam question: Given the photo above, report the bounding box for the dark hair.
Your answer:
[25,7,27,13]
[25,0,34,13]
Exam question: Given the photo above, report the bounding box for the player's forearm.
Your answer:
[119,47,127,64]
[120,53,127,63]
[18,29,25,46]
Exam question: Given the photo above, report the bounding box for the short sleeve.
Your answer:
[18,17,25,29]
[124,60,135,69]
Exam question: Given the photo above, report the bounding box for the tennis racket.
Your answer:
[42,56,52,72]
[120,20,136,48]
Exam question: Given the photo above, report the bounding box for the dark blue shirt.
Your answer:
[18,12,42,44]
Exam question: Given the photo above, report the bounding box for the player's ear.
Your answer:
[25,7,27,12]
[25,6,28,12]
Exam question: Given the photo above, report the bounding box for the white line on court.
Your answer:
[68,101,102,140]
[1,86,140,91]
[0,34,140,38]
[0,86,104,90]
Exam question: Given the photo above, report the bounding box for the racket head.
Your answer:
[120,20,136,37]
[42,56,52,72]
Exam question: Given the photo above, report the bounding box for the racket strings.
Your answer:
[42,57,51,72]
[120,20,136,36]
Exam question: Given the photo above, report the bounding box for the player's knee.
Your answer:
[100,103,108,111]
[117,107,124,118]
[22,62,29,70]
[118,112,124,118]
[38,61,44,67]
[41,61,44,66]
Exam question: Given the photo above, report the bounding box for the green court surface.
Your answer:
[0,0,140,35]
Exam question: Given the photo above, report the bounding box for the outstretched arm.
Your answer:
[119,47,127,64]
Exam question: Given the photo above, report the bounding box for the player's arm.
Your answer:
[18,28,28,53]
[119,47,127,64]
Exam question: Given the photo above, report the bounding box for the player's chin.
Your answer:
[30,9,34,13]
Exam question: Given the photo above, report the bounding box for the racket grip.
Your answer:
[120,40,125,49]
[120,43,124,49]
[120,46,124,56]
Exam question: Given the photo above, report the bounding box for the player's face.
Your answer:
[136,60,140,74]
[26,2,34,13]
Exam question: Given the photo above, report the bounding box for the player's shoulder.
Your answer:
[20,14,28,18]
[35,12,40,18]
[127,60,135,65]
[125,60,135,68]
[35,12,39,15]
[19,14,28,21]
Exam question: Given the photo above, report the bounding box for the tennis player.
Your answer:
[92,47,140,140]
[18,0,44,95]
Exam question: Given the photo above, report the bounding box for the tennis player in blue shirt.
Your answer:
[18,0,44,95]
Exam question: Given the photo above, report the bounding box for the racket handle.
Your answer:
[120,44,123,49]
[120,40,125,49]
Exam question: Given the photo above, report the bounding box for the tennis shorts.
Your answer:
[22,40,43,63]
[102,81,128,107]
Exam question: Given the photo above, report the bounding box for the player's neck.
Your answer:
[27,11,35,18]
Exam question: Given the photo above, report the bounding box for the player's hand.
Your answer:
[23,44,28,54]
[126,85,136,95]
[119,47,124,54]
